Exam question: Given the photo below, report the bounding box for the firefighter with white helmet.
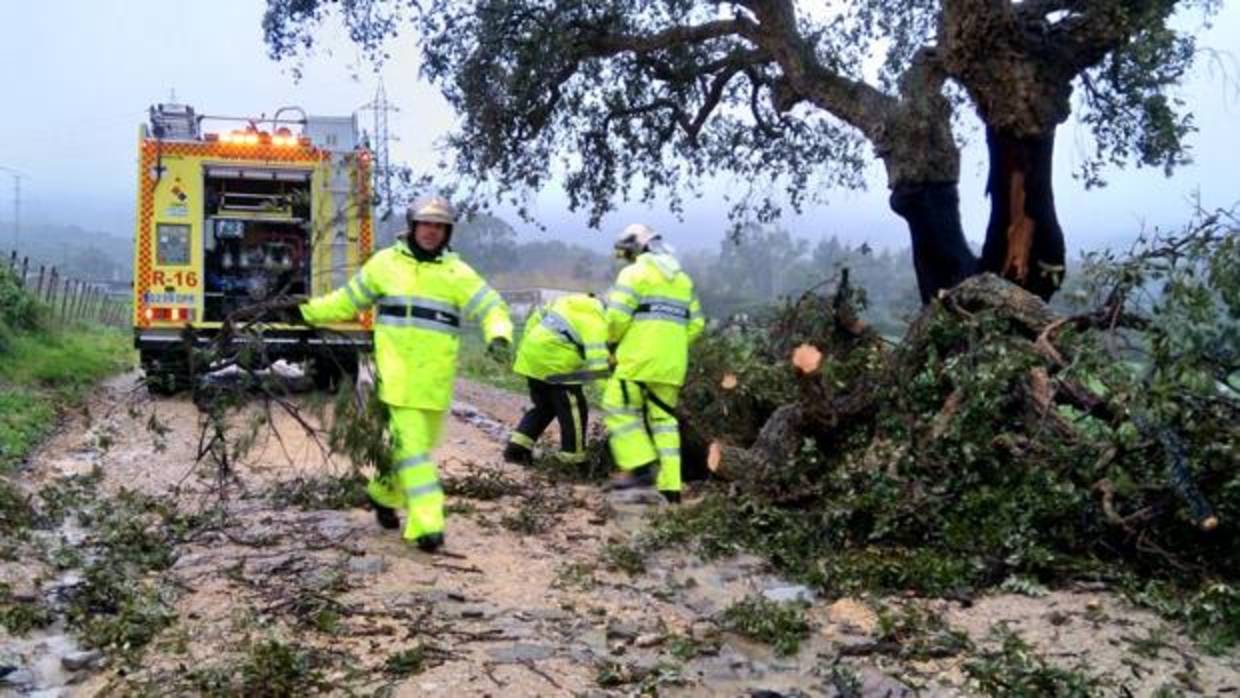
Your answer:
[299,195,513,552]
[603,223,705,501]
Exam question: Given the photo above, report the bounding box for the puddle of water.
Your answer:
[2,622,86,695]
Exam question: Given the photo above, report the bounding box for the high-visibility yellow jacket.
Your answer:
[513,294,610,384]
[300,242,513,410]
[606,252,705,386]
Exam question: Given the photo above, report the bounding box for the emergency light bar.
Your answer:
[205,128,310,147]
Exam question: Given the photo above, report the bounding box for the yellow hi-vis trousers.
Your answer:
[366,406,446,542]
[602,377,682,493]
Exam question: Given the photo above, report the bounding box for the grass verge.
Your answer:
[0,323,132,471]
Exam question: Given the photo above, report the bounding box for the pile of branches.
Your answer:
[676,209,1239,595]
[144,298,386,497]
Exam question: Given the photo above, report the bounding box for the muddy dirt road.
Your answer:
[2,373,1238,696]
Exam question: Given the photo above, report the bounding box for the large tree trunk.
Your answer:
[978,127,1066,301]
[890,182,978,304]
[875,52,979,304]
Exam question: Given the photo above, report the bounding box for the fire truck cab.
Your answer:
[132,103,373,391]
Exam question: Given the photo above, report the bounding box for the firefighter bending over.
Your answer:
[602,224,704,502]
[503,294,610,466]
[299,197,513,552]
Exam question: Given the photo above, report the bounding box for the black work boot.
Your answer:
[660,490,682,505]
[369,495,400,530]
[416,532,445,553]
[502,441,533,466]
[605,464,656,491]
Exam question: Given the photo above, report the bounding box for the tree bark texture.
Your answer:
[979,127,1066,301]
[889,182,978,304]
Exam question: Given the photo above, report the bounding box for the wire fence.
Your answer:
[4,249,130,328]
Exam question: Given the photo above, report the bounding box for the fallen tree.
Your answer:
[666,209,1239,644]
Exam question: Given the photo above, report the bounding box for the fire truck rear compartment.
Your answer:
[203,168,312,321]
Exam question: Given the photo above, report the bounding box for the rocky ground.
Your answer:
[2,373,1238,696]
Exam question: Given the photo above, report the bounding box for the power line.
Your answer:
[357,80,399,215]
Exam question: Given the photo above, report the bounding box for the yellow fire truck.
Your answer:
[132,103,374,391]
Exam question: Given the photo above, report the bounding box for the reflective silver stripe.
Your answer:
[381,295,458,314]
[376,315,461,334]
[541,310,584,348]
[546,369,610,384]
[463,285,495,317]
[605,405,643,417]
[395,454,431,475]
[351,273,379,303]
[345,283,367,309]
[634,309,689,324]
[651,425,679,435]
[658,447,681,458]
[473,295,501,321]
[584,342,608,351]
[607,421,645,437]
[404,482,443,499]
[641,295,691,308]
[608,302,636,316]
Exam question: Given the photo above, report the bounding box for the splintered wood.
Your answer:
[791,343,822,375]
[707,441,723,473]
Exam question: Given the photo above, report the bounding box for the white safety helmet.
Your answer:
[406,196,457,228]
[614,223,659,259]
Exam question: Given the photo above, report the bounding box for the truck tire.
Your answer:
[140,349,190,396]
[311,350,359,392]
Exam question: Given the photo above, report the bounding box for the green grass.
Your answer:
[0,324,132,471]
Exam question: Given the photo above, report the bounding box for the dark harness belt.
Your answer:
[621,380,681,429]
[378,304,461,328]
[633,302,690,320]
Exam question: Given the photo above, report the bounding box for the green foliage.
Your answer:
[323,383,392,477]
[0,265,45,342]
[1124,578,1240,654]
[383,644,449,677]
[267,473,369,510]
[528,437,613,483]
[964,625,1108,696]
[553,560,598,591]
[0,316,132,471]
[655,212,1240,650]
[719,595,810,657]
[64,488,188,658]
[442,464,523,500]
[600,539,648,576]
[0,581,55,636]
[873,604,973,660]
[189,638,331,696]
[0,476,35,537]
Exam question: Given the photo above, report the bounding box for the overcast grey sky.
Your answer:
[1,0,1237,257]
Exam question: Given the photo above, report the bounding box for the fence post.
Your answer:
[35,264,45,298]
[61,279,72,318]
[7,250,15,273]
[47,268,58,304]
[20,257,28,287]
[75,282,86,320]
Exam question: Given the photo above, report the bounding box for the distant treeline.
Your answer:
[453,215,924,336]
[0,222,131,285]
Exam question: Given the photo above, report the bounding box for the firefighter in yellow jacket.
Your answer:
[299,197,513,552]
[503,294,610,466]
[603,224,704,502]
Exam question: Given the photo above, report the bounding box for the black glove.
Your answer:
[486,337,512,365]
